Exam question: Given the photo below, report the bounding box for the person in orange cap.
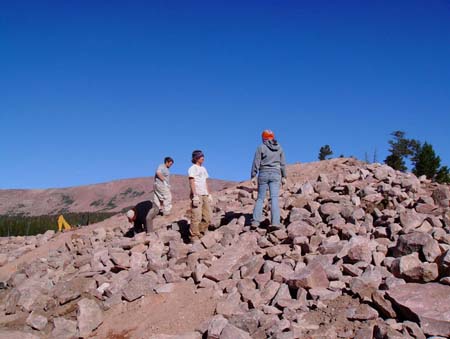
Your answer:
[251,129,287,229]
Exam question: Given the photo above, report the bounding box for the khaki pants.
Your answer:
[144,204,159,233]
[153,182,172,215]
[190,195,212,237]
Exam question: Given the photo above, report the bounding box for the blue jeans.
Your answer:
[253,171,281,225]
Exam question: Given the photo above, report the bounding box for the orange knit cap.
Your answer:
[262,129,275,140]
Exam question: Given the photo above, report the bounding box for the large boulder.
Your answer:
[392,232,441,262]
[432,186,450,207]
[399,210,426,232]
[287,263,329,289]
[346,237,374,264]
[387,283,450,337]
[391,252,438,282]
[204,234,256,282]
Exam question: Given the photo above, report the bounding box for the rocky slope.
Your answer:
[0,176,233,216]
[0,158,450,339]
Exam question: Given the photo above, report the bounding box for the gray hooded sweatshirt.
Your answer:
[251,140,287,178]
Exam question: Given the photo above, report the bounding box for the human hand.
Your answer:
[251,177,257,187]
[192,195,200,207]
[282,177,287,186]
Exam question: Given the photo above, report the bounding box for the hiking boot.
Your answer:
[270,224,283,230]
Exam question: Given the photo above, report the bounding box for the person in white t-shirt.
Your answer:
[188,150,213,239]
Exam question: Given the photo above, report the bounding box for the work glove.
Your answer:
[192,195,200,208]
[281,177,287,186]
[251,177,257,187]
[208,194,213,204]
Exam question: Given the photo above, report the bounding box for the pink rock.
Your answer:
[288,263,329,290]
[387,283,450,337]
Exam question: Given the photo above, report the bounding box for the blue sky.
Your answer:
[1,0,449,188]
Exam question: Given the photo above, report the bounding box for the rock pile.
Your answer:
[1,159,450,338]
[0,230,55,268]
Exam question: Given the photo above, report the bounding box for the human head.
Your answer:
[164,156,174,168]
[192,150,205,165]
[126,209,136,223]
[262,129,275,141]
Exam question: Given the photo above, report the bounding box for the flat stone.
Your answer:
[403,321,426,339]
[77,298,103,337]
[387,283,450,337]
[399,210,426,232]
[207,314,228,338]
[371,291,396,318]
[155,283,176,294]
[287,221,316,239]
[260,280,281,304]
[346,237,373,264]
[392,253,438,282]
[346,304,378,320]
[241,256,264,280]
[122,275,155,301]
[216,292,243,317]
[130,252,147,271]
[110,252,130,268]
[220,323,252,339]
[52,317,78,339]
[204,235,256,282]
[26,312,48,330]
[266,245,290,258]
[288,263,329,289]
[308,288,341,301]
[319,203,341,216]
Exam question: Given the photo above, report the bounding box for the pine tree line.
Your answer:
[0,212,115,237]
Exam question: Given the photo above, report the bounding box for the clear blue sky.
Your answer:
[1,0,449,188]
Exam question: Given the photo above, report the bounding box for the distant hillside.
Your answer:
[0,175,234,216]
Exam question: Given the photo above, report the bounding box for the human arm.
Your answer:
[251,146,262,179]
[189,177,196,196]
[156,171,166,182]
[280,148,287,178]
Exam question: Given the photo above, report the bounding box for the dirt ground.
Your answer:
[92,282,216,339]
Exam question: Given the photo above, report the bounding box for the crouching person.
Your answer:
[188,150,213,240]
[126,200,159,235]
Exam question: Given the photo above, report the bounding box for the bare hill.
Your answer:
[0,175,234,216]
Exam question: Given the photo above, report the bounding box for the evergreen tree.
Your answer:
[384,131,420,171]
[385,153,407,172]
[436,166,450,184]
[412,142,441,179]
[318,145,333,161]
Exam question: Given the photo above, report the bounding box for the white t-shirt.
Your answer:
[188,164,209,196]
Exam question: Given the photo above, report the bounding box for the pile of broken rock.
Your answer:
[1,160,450,339]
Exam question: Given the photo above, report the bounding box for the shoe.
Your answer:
[270,224,283,230]
[251,221,260,228]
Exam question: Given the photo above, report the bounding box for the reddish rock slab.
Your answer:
[387,283,450,337]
